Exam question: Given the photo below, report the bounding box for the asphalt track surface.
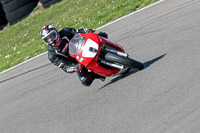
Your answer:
[1,0,200,132]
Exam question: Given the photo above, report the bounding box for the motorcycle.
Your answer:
[69,32,144,77]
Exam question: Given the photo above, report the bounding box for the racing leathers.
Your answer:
[48,27,107,86]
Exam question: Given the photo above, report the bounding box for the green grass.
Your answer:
[0,0,159,72]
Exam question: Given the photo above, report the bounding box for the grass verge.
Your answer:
[0,0,159,72]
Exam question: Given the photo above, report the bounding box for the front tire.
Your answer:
[105,52,144,70]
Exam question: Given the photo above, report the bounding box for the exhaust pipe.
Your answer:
[101,60,123,69]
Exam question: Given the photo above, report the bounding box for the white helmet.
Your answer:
[40,25,61,46]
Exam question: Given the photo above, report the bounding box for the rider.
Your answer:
[40,25,108,86]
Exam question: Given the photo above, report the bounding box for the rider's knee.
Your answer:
[80,77,93,87]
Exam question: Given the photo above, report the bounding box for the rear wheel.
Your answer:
[104,52,144,70]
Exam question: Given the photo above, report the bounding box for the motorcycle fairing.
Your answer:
[69,33,125,77]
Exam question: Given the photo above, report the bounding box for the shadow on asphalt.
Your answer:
[0,63,51,84]
[98,54,166,90]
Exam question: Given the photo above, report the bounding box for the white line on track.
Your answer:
[0,0,165,75]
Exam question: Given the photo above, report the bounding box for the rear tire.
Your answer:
[105,52,144,70]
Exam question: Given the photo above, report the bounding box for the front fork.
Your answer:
[104,48,128,57]
[100,47,129,70]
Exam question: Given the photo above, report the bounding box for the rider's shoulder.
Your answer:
[59,27,68,35]
[59,27,74,37]
[59,27,75,32]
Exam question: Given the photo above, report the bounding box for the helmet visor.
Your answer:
[42,30,57,45]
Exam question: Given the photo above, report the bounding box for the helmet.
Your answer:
[40,25,61,46]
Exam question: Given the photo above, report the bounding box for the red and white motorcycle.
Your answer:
[69,32,144,77]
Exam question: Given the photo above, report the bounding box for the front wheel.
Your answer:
[104,52,144,70]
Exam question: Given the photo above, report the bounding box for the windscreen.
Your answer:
[69,34,85,56]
